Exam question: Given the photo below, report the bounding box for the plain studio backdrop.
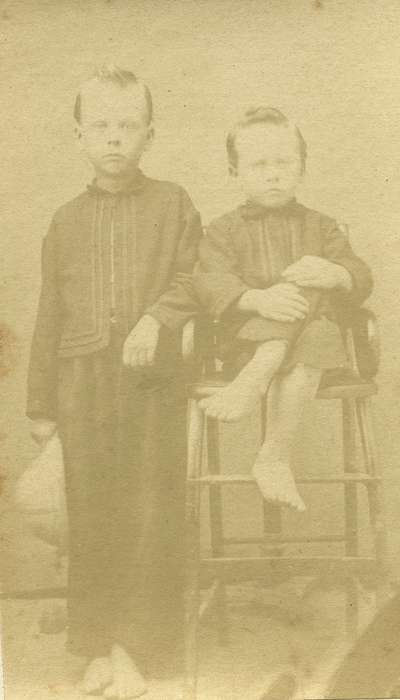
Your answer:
[1,0,400,586]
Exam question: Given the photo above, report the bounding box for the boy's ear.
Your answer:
[143,124,155,152]
[74,124,83,145]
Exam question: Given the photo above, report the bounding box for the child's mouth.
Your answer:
[103,154,125,160]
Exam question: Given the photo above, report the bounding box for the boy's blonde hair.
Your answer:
[74,64,153,125]
[227,106,307,172]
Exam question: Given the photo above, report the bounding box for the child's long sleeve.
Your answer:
[145,190,203,330]
[193,222,251,318]
[27,220,61,420]
[322,221,373,306]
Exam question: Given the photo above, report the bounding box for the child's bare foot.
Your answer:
[200,340,287,422]
[199,376,261,422]
[252,453,306,512]
[79,656,113,695]
[104,644,147,699]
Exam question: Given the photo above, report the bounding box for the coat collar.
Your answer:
[87,168,148,197]
[238,197,299,220]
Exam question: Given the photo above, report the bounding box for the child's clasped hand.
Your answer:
[240,284,309,323]
[283,255,352,291]
[122,314,161,367]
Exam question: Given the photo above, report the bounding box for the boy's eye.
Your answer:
[120,121,139,131]
[91,121,107,130]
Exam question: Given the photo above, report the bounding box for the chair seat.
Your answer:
[188,472,380,484]
[188,368,377,400]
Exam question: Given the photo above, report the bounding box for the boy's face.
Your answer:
[233,122,303,208]
[76,81,153,179]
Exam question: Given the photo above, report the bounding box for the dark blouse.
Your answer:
[194,199,373,318]
[27,171,202,419]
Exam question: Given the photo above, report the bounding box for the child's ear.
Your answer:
[143,124,155,152]
[74,124,83,146]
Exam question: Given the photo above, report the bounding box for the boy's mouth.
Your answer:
[103,153,126,160]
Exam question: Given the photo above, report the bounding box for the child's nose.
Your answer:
[265,169,279,182]
[107,134,121,146]
[105,126,122,145]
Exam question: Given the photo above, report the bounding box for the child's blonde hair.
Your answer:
[73,63,153,125]
[227,106,307,172]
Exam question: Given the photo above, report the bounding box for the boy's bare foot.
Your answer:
[199,339,287,422]
[252,453,306,512]
[79,656,113,695]
[199,375,261,422]
[104,644,147,699]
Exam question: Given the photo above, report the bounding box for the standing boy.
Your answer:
[27,65,202,698]
[194,107,372,511]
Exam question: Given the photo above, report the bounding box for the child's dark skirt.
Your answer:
[57,327,187,674]
[219,288,349,380]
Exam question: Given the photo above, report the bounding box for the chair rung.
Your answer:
[317,383,377,399]
[201,556,377,584]
[190,473,380,484]
[223,534,346,545]
[0,586,67,600]
[188,379,377,400]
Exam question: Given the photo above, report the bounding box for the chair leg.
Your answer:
[207,416,229,645]
[184,399,204,700]
[356,397,389,606]
[259,395,284,573]
[342,398,359,642]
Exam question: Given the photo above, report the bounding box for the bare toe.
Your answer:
[80,656,113,695]
[253,458,306,512]
[104,681,147,699]
[107,644,147,699]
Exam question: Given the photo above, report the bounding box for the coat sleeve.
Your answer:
[322,220,373,306]
[145,190,204,330]
[193,220,251,318]
[26,219,61,421]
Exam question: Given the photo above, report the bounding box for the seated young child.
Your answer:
[194,107,373,511]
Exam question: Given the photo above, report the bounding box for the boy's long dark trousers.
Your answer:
[57,330,187,674]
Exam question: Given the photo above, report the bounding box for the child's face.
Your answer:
[76,81,153,179]
[233,122,303,208]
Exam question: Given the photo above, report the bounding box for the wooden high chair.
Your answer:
[183,303,388,700]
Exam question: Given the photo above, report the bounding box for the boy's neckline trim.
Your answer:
[239,197,299,220]
[87,169,147,196]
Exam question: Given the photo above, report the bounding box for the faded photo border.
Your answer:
[1,1,400,699]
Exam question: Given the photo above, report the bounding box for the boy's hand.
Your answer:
[123,314,161,367]
[282,256,353,291]
[239,284,309,323]
[31,419,57,447]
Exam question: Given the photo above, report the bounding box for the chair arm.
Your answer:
[182,318,195,360]
[182,315,220,364]
[184,309,381,381]
[348,307,380,380]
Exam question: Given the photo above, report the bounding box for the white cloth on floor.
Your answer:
[15,433,67,551]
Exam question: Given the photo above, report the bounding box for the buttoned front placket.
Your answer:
[110,202,117,326]
[107,194,131,336]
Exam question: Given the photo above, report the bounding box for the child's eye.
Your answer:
[91,121,107,130]
[120,121,139,131]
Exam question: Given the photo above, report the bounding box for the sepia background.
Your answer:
[1,0,400,698]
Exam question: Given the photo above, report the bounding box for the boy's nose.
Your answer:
[107,135,121,146]
[265,169,279,182]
